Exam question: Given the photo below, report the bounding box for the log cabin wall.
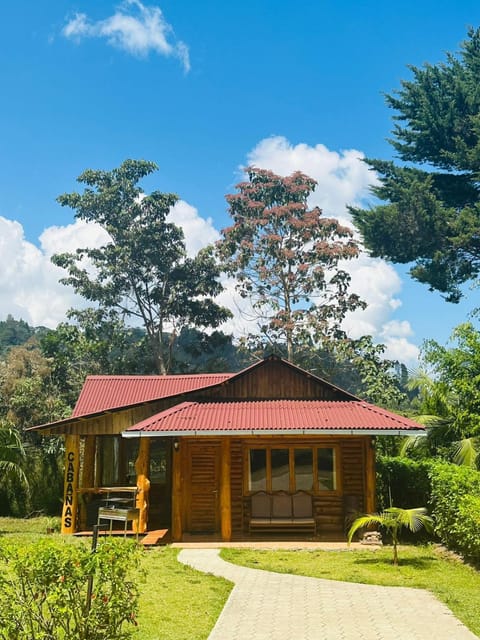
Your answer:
[230,438,244,537]
[236,435,369,540]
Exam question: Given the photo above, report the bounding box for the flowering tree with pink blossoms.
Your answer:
[217,167,365,363]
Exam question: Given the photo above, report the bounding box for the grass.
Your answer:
[221,545,480,637]
[0,515,61,539]
[133,547,231,640]
[2,518,480,638]
[0,518,232,640]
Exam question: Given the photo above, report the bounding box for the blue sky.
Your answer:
[0,0,478,365]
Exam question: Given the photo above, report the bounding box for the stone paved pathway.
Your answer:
[178,548,478,640]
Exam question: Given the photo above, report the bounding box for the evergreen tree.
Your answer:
[352,28,480,303]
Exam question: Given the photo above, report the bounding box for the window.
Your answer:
[317,448,335,490]
[249,449,267,491]
[97,436,139,486]
[271,449,289,491]
[294,448,313,491]
[247,446,337,493]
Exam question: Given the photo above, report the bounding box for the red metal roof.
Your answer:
[123,400,425,435]
[72,374,233,417]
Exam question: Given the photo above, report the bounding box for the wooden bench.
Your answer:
[249,491,316,535]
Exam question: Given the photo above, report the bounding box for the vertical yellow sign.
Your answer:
[61,434,80,534]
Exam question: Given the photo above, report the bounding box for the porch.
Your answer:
[63,432,375,542]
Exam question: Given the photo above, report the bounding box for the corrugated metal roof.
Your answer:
[123,400,425,435]
[72,374,233,417]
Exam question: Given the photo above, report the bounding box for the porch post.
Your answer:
[60,434,80,534]
[79,435,96,530]
[220,437,232,541]
[172,439,183,541]
[135,437,150,533]
[365,437,376,514]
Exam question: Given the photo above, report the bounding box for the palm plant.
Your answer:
[347,507,433,565]
[402,366,480,467]
[0,423,28,489]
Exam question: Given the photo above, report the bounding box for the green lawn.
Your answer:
[133,547,231,640]
[0,518,231,640]
[2,518,479,639]
[221,545,480,637]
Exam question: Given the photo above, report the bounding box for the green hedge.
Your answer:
[429,462,480,562]
[376,455,433,511]
[376,456,480,560]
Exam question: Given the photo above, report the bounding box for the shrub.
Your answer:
[429,461,480,562]
[0,537,142,640]
[376,455,433,511]
[457,494,480,560]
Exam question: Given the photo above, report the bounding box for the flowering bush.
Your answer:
[0,537,142,639]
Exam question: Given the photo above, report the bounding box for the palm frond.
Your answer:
[385,507,433,533]
[347,514,384,543]
[452,437,479,467]
[0,460,28,487]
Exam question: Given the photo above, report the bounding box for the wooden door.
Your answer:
[186,442,221,533]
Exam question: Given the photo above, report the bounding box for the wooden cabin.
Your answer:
[30,355,425,541]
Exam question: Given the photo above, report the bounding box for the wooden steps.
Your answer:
[74,528,170,547]
[140,529,169,546]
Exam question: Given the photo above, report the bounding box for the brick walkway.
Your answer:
[178,548,478,640]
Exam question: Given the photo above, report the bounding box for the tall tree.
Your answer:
[0,339,70,430]
[52,160,231,374]
[351,28,480,303]
[217,167,364,362]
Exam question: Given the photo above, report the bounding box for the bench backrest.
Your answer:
[251,492,271,518]
[292,492,313,518]
[272,492,292,518]
[251,491,314,519]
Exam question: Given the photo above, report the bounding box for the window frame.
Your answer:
[245,444,340,495]
[95,435,139,487]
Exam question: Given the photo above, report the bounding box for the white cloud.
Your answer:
[0,136,420,365]
[247,136,377,226]
[0,203,221,329]
[243,135,419,365]
[167,200,219,256]
[40,219,110,256]
[0,217,99,328]
[62,1,190,72]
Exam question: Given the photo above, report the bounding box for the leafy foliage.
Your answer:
[0,339,68,516]
[0,537,141,640]
[218,167,365,362]
[0,423,27,491]
[53,159,231,374]
[347,506,433,565]
[0,339,70,430]
[376,455,432,512]
[456,494,480,561]
[405,323,480,466]
[172,327,250,373]
[429,461,480,561]
[351,28,480,302]
[0,316,35,356]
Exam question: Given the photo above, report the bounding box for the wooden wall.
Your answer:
[201,359,353,401]
[171,434,370,540]
[233,435,368,539]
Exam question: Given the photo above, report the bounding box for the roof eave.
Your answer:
[122,428,427,438]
